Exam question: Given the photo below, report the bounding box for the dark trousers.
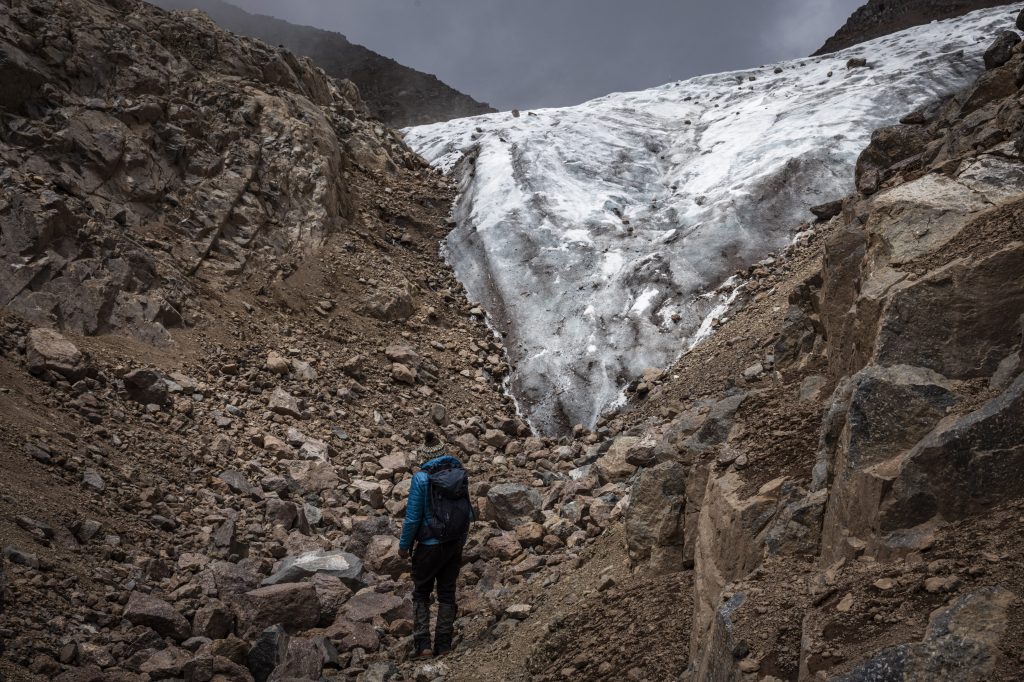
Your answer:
[411,542,462,605]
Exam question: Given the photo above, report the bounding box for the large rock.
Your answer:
[818,365,958,562]
[690,472,787,657]
[361,285,414,322]
[267,636,323,681]
[310,574,352,624]
[862,174,989,269]
[235,583,320,635]
[595,436,639,483]
[878,372,1024,535]
[363,535,404,578]
[193,601,235,641]
[625,461,687,572]
[340,591,407,623]
[855,124,931,194]
[344,517,395,557]
[123,591,191,641]
[872,243,1024,380]
[268,388,301,418]
[261,550,363,587]
[247,625,289,682]
[827,587,1016,681]
[285,460,340,494]
[679,393,748,458]
[983,30,1021,70]
[485,483,543,531]
[123,368,170,406]
[25,328,91,380]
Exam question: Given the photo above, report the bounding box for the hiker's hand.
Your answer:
[399,548,409,560]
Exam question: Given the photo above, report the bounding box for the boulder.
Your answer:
[595,436,639,483]
[361,286,414,322]
[218,470,262,500]
[363,535,404,577]
[309,574,352,623]
[872,244,1024,380]
[385,344,419,366]
[390,363,417,385]
[983,30,1021,70]
[818,365,959,562]
[265,351,289,375]
[481,429,509,449]
[285,460,339,494]
[486,483,543,530]
[350,479,385,508]
[879,373,1024,536]
[855,124,931,194]
[625,461,687,572]
[193,601,234,640]
[123,368,169,406]
[139,645,193,679]
[826,587,1015,681]
[262,550,363,588]
[235,583,320,635]
[267,388,301,418]
[341,591,406,623]
[26,328,90,380]
[267,636,322,681]
[485,532,522,561]
[246,625,289,682]
[123,591,191,641]
[323,618,379,652]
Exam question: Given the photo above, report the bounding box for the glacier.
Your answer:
[403,6,1019,435]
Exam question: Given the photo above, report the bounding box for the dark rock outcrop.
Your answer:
[815,0,1012,55]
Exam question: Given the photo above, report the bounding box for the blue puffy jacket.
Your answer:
[399,455,463,551]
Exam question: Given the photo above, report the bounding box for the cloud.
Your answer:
[230,0,866,110]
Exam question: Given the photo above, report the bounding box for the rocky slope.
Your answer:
[0,1,640,680]
[594,13,1024,681]
[815,0,1011,54]
[3,0,1024,681]
[152,0,496,128]
[404,5,1017,435]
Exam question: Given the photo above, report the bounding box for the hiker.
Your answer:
[398,431,474,658]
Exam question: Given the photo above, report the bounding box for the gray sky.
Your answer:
[230,0,866,110]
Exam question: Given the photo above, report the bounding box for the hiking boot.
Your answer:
[434,602,458,656]
[413,600,433,658]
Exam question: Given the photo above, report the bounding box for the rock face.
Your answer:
[815,0,1012,55]
[0,0,424,343]
[624,462,686,572]
[151,0,495,128]
[833,587,1016,681]
[607,14,1024,679]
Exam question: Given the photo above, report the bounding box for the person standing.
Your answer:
[398,432,474,658]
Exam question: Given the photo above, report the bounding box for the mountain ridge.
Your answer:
[815,0,1011,54]
[152,0,496,128]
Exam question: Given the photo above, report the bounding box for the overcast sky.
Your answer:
[229,0,866,110]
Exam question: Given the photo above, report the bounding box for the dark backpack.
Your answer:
[421,463,473,544]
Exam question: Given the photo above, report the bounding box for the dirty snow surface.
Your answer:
[403,6,1017,434]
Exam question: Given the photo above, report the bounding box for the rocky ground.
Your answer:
[0,2,647,680]
[2,1,1024,681]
